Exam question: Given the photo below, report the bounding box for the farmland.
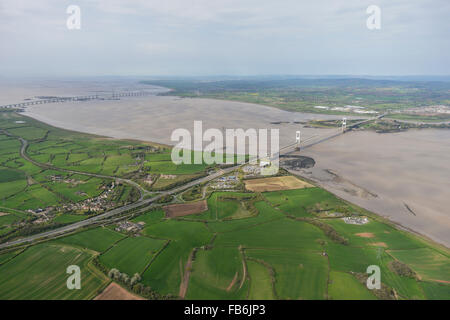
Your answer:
[0,243,108,300]
[0,178,449,300]
[99,236,166,275]
[163,200,208,218]
[55,227,125,253]
[0,112,448,300]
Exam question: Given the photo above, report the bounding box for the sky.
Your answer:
[0,0,449,77]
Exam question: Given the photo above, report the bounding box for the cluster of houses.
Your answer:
[26,183,119,225]
[399,105,450,115]
[28,207,54,224]
[314,105,379,114]
[59,183,117,213]
[210,175,239,190]
[115,220,145,233]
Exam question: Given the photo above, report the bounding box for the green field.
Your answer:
[388,248,450,282]
[245,249,328,299]
[131,208,165,225]
[247,260,275,300]
[52,214,86,224]
[0,244,108,299]
[328,271,377,300]
[141,241,194,295]
[99,236,166,275]
[214,218,325,250]
[55,227,125,253]
[420,281,450,300]
[0,168,25,183]
[186,246,248,299]
[264,188,351,218]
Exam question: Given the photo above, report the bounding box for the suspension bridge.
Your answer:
[276,113,387,158]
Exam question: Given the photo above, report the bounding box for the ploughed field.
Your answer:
[0,185,448,300]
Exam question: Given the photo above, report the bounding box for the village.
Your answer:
[28,182,118,224]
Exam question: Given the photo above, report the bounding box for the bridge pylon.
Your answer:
[295,130,301,151]
[342,117,347,132]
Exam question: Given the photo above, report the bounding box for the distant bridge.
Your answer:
[0,91,152,110]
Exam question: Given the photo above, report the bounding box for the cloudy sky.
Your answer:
[0,0,449,77]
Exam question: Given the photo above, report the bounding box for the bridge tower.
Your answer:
[342,117,347,132]
[295,130,301,151]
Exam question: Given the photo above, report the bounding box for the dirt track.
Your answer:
[94,283,145,300]
[179,250,195,298]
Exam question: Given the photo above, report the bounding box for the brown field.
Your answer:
[0,212,9,217]
[94,282,145,300]
[244,175,313,192]
[355,232,375,238]
[163,200,208,218]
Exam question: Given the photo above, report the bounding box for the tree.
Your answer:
[132,283,143,293]
[130,273,141,285]
[108,268,120,279]
[120,273,130,285]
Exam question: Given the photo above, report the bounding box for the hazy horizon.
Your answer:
[1,0,449,77]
